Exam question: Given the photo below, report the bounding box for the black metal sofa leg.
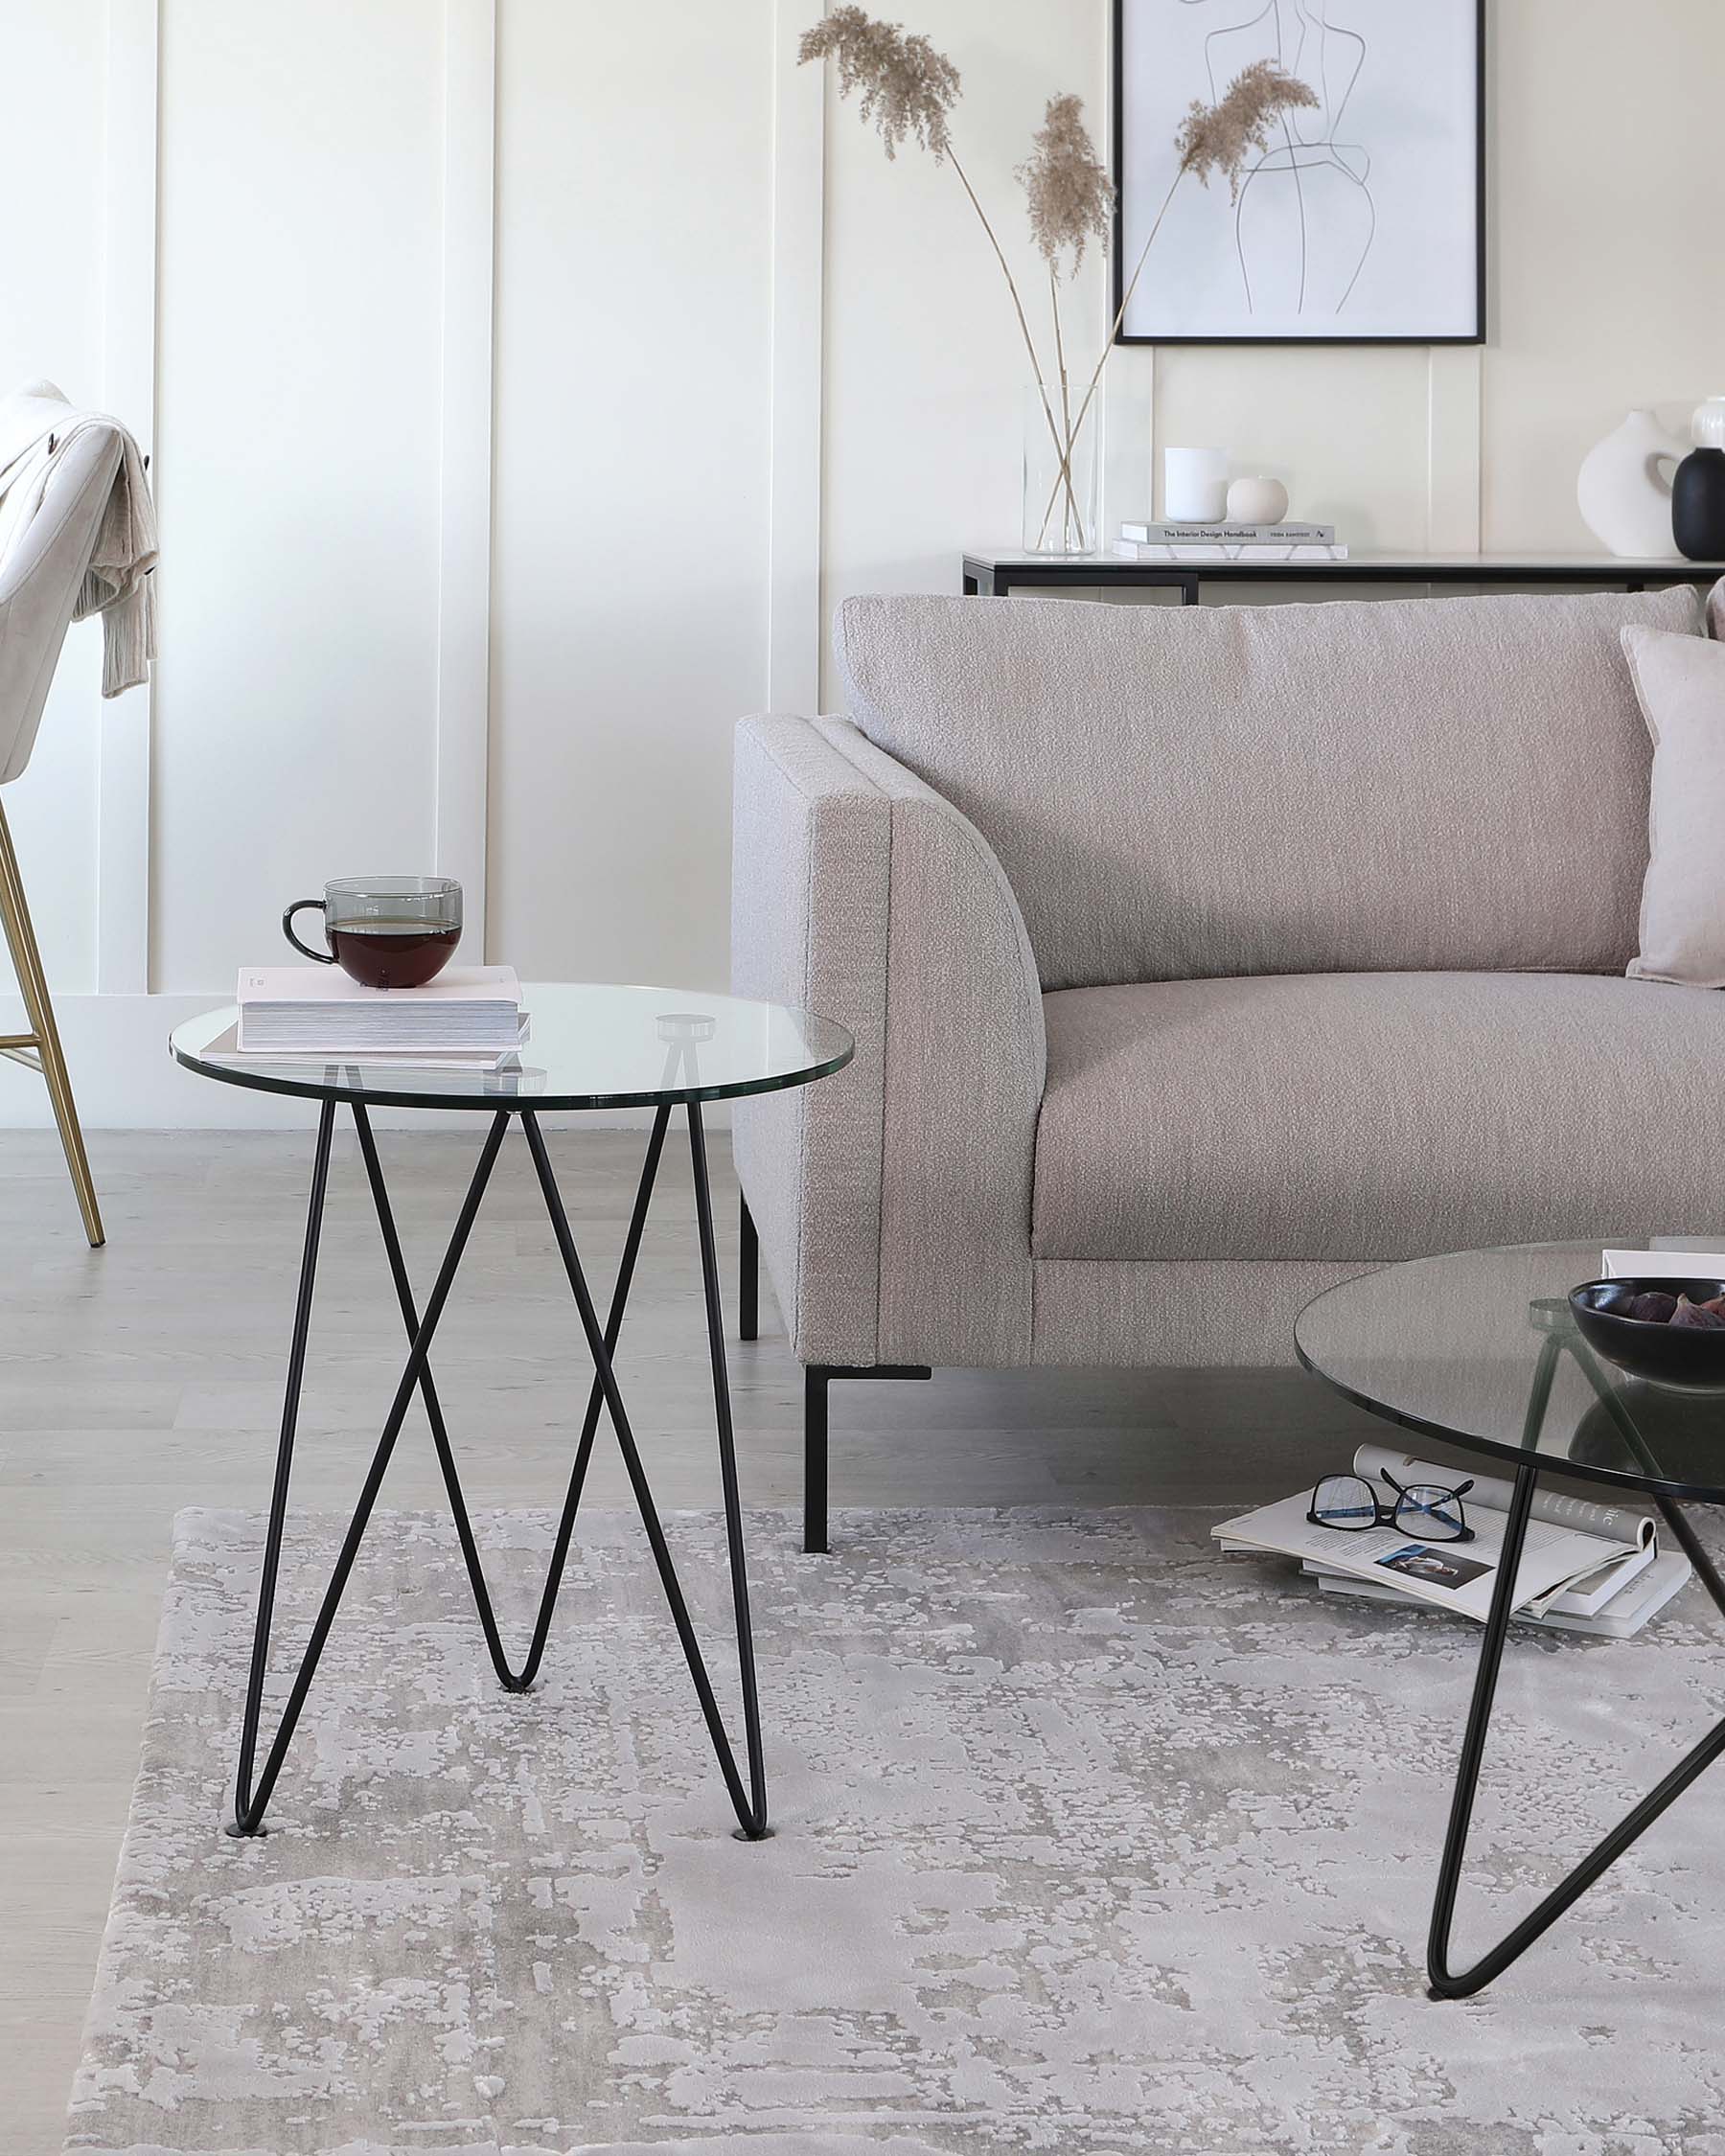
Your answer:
[805,1368,830,1553]
[738,1192,932,1553]
[739,1193,759,1343]
[802,1365,932,1554]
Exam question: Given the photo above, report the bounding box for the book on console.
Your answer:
[235,964,524,1053]
[1114,540,1350,562]
[1120,520,1336,543]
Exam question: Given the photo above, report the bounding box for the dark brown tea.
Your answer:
[327,920,461,990]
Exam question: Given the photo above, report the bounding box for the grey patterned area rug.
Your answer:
[65,1507,1725,2156]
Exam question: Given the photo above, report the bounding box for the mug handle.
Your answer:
[283,898,335,963]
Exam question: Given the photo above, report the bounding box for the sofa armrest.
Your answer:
[731,715,892,1367]
[731,714,1046,1369]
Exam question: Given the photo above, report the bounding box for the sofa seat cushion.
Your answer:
[1034,972,1725,1264]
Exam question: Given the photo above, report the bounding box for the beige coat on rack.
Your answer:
[0,379,160,1245]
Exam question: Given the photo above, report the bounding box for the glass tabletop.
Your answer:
[1297,1243,1725,1502]
[170,983,853,1112]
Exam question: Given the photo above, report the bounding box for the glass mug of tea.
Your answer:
[283,877,463,990]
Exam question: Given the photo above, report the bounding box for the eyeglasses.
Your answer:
[1307,1467,1476,1543]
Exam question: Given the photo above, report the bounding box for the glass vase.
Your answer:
[1023,382,1100,557]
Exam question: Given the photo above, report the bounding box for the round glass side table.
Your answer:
[171,983,853,1844]
[1297,1242,1725,1998]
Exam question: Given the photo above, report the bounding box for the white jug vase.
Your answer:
[1576,409,1688,559]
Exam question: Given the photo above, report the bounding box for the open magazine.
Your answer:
[1216,1443,1692,1638]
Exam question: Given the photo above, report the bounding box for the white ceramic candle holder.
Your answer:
[1164,447,1229,524]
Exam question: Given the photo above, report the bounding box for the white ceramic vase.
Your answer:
[1576,409,1688,559]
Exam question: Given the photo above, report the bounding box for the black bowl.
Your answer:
[1569,1277,1725,1389]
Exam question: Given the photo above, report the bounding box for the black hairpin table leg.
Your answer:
[228,1097,334,1836]
[522,1109,769,1839]
[688,1101,768,1829]
[348,1100,674,1695]
[508,1104,672,1691]
[352,1101,524,1691]
[229,1110,509,1837]
[1426,1335,1725,1996]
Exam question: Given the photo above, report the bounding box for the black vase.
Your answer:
[1671,447,1725,562]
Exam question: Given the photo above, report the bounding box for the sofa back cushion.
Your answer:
[834,585,1702,989]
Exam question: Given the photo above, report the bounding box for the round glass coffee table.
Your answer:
[1298,1242,1725,1998]
[171,984,853,1844]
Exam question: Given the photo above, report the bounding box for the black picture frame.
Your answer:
[1111,0,1486,347]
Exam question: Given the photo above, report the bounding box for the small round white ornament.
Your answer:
[1226,475,1289,524]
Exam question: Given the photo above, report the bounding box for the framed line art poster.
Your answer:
[1114,0,1485,344]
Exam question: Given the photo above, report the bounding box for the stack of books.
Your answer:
[1116,519,1348,562]
[1215,1439,1690,1640]
[202,965,528,1068]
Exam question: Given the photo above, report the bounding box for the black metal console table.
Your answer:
[963,550,1725,605]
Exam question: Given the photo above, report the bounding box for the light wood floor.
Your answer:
[0,1126,1380,2153]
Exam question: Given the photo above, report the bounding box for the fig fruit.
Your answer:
[1669,1296,1725,1330]
[1627,1291,1679,1323]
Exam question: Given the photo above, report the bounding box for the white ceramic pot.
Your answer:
[1227,475,1290,524]
[1576,409,1689,559]
[1692,397,1725,449]
[1164,447,1228,523]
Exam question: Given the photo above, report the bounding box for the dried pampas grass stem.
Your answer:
[1018,94,1114,279]
[801,8,1083,534]
[1176,57,1320,204]
[1017,93,1114,543]
[1032,60,1319,541]
[796,3,958,160]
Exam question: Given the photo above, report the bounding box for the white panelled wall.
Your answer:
[0,0,1721,1125]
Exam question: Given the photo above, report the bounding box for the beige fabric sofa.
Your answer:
[731,585,1725,1548]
